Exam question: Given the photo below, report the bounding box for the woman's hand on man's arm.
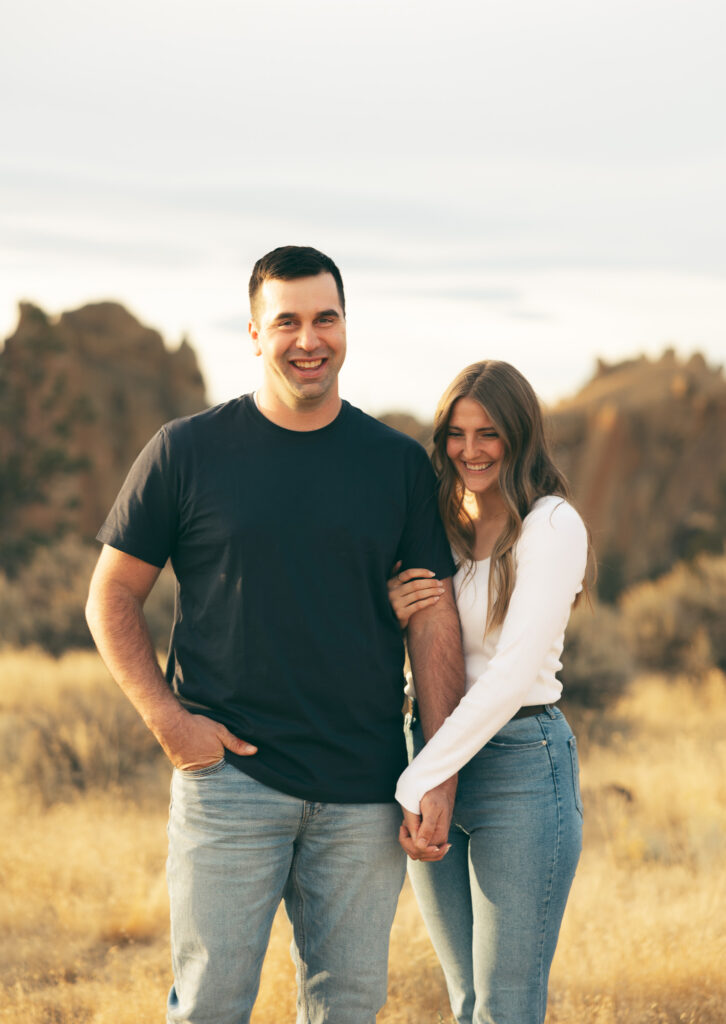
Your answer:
[387,560,445,629]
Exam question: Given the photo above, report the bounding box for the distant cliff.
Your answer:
[0,302,207,571]
[551,350,726,596]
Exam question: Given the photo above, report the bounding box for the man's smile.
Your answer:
[290,358,325,370]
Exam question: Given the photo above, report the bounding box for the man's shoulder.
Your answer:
[345,403,428,457]
[161,395,250,443]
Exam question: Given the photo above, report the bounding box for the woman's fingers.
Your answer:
[398,595,441,616]
[391,578,444,605]
[398,824,451,861]
[397,568,436,584]
[388,574,442,595]
[413,843,452,862]
[403,579,444,598]
[387,568,443,627]
[387,567,436,591]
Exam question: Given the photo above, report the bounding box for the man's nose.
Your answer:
[297,324,318,351]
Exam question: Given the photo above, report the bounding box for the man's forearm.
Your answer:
[399,581,465,856]
[406,580,465,741]
[85,577,184,742]
[87,547,257,772]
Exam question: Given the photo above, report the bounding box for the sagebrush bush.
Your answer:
[560,601,633,707]
[621,552,726,675]
[0,537,176,655]
[0,649,164,803]
[556,550,726,705]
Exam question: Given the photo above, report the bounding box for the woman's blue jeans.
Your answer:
[166,761,406,1024]
[406,706,582,1024]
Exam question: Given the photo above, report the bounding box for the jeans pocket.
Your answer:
[568,736,584,817]
[484,716,548,753]
[486,737,549,751]
[177,757,227,778]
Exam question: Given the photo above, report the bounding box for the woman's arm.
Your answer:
[395,499,588,814]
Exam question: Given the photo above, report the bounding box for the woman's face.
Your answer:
[445,397,505,496]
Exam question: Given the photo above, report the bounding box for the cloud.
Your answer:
[0,222,196,267]
[377,284,522,304]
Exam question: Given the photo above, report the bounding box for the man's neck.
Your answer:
[254,387,342,432]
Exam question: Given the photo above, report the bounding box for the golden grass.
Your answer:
[0,647,160,803]
[1,650,725,1022]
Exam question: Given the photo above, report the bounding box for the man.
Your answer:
[85,246,464,1024]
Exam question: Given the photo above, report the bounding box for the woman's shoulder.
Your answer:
[521,495,588,547]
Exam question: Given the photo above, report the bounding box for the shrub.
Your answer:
[0,649,164,804]
[0,537,175,655]
[621,552,726,675]
[561,601,634,707]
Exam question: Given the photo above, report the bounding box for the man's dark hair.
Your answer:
[248,245,346,321]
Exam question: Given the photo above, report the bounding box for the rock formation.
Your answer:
[0,301,207,571]
[549,350,726,597]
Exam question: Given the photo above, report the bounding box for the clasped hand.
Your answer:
[398,776,457,862]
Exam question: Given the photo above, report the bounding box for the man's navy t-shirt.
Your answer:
[98,395,454,802]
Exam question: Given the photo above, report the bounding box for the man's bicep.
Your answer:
[396,453,455,580]
[90,544,163,605]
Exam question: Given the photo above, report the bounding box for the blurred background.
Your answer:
[1,1,725,1021]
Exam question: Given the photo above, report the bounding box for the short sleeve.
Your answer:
[96,427,178,568]
[396,449,455,580]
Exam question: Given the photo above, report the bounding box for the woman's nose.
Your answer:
[461,436,479,460]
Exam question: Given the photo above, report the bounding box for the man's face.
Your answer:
[249,273,346,411]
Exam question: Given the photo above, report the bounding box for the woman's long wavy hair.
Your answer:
[432,360,591,632]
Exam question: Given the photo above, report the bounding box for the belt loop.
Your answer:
[404,696,419,724]
[544,704,557,719]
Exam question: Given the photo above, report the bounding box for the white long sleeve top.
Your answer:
[395,494,588,814]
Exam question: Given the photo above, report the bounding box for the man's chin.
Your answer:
[286,378,334,403]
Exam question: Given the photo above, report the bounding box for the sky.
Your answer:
[1,0,724,419]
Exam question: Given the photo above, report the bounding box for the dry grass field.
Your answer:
[1,649,725,1023]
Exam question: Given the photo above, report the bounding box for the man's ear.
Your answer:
[248,319,261,356]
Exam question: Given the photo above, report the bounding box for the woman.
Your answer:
[390,360,590,1024]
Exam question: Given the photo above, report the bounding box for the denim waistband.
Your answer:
[406,697,560,725]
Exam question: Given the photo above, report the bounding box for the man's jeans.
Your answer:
[166,760,406,1024]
